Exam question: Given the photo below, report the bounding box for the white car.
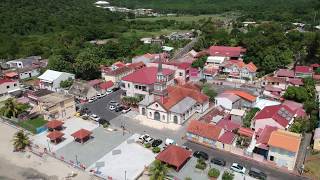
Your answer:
[106,89,113,94]
[96,94,104,98]
[90,114,100,122]
[230,163,246,174]
[145,136,154,143]
[165,138,175,146]
[88,97,96,103]
[109,105,116,111]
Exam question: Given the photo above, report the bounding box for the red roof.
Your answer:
[88,79,102,86]
[122,67,174,85]
[47,131,64,141]
[113,61,126,68]
[187,120,222,140]
[256,125,278,150]
[46,120,64,129]
[127,62,145,70]
[163,86,208,109]
[216,117,241,131]
[276,69,295,78]
[156,145,192,170]
[99,81,114,90]
[311,64,320,68]
[288,78,304,86]
[4,72,18,78]
[208,46,245,57]
[224,90,256,102]
[295,66,313,74]
[254,105,294,127]
[238,127,254,137]
[265,85,282,92]
[71,129,92,139]
[0,79,15,84]
[218,131,235,144]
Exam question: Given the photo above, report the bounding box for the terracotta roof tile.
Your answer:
[295,66,313,74]
[208,46,246,57]
[276,69,295,78]
[254,105,294,127]
[224,90,257,102]
[156,145,192,170]
[99,81,114,90]
[122,67,174,85]
[47,131,64,140]
[218,131,235,144]
[187,120,222,140]
[268,130,301,152]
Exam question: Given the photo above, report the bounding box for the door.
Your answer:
[173,115,178,124]
[154,111,160,121]
[141,108,146,115]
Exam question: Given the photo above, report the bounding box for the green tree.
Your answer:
[12,130,30,151]
[284,86,308,103]
[3,98,19,118]
[191,56,207,69]
[60,78,74,88]
[202,84,217,101]
[222,171,234,180]
[208,168,220,178]
[149,160,168,180]
[74,49,101,80]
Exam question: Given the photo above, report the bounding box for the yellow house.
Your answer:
[313,128,320,151]
[36,92,76,120]
[267,130,301,171]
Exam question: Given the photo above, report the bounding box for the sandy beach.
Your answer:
[0,122,93,180]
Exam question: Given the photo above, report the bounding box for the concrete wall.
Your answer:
[0,81,20,96]
[40,97,76,120]
[268,147,297,171]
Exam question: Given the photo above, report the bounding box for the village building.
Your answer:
[34,92,76,120]
[136,63,209,124]
[38,70,75,92]
[101,65,133,85]
[17,67,40,79]
[207,46,246,60]
[267,130,301,170]
[68,80,99,100]
[295,66,313,78]
[25,89,53,106]
[230,109,246,125]
[0,79,20,96]
[6,56,42,69]
[215,93,241,110]
[220,60,257,81]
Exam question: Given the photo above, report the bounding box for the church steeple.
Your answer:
[153,55,168,103]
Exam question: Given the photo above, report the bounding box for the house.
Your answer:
[0,79,20,96]
[186,120,223,148]
[35,92,76,120]
[288,78,304,87]
[121,66,175,98]
[275,69,295,79]
[98,81,114,93]
[253,104,305,132]
[230,109,246,125]
[215,93,241,110]
[267,130,301,170]
[220,60,257,81]
[206,56,227,67]
[17,67,40,79]
[38,70,75,92]
[216,131,236,151]
[111,61,126,70]
[3,71,19,80]
[313,128,320,151]
[25,89,53,106]
[216,117,241,132]
[155,145,192,171]
[203,65,219,80]
[68,80,98,100]
[223,90,257,108]
[207,46,246,60]
[263,85,283,100]
[6,56,42,69]
[295,66,313,78]
[132,53,167,64]
[200,106,225,124]
[101,66,133,85]
[254,125,278,158]
[262,76,287,90]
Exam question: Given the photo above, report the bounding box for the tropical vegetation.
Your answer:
[12,130,30,151]
[0,98,30,118]
[222,171,234,180]
[149,160,169,180]
[208,168,220,178]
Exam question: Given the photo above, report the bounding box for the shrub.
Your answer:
[152,147,161,153]
[103,123,109,128]
[222,171,234,180]
[144,143,151,148]
[208,168,220,178]
[185,177,192,180]
[195,158,207,170]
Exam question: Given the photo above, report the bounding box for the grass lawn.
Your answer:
[18,117,47,134]
[305,152,320,179]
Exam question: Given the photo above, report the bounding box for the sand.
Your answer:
[0,122,94,180]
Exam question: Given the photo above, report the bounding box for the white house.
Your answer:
[38,70,75,92]
[0,79,20,96]
[6,56,41,69]
[214,93,241,110]
[206,56,226,67]
[17,67,40,79]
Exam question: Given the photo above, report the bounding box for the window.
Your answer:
[127,83,130,88]
[135,85,138,89]
[179,72,183,76]
[6,85,9,89]
[269,156,274,161]
[155,104,159,108]
[14,84,17,87]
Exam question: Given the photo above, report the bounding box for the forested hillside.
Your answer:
[109,0,319,23]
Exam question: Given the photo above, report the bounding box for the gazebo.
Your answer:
[156,145,192,171]
[46,120,64,131]
[71,129,92,143]
[47,131,64,144]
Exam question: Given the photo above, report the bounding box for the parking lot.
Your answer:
[55,128,131,167]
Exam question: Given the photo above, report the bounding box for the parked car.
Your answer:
[248,168,267,180]
[152,139,163,147]
[181,145,190,150]
[115,106,125,112]
[106,89,113,94]
[112,87,120,91]
[109,105,116,111]
[90,114,100,122]
[88,97,96,103]
[193,151,209,160]
[165,138,175,146]
[109,100,117,105]
[211,158,226,166]
[138,134,150,143]
[122,106,131,113]
[145,136,154,143]
[230,163,246,174]
[96,94,104,98]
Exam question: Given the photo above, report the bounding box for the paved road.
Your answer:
[184,141,309,180]
[83,90,123,121]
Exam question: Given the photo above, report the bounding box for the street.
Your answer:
[184,141,309,180]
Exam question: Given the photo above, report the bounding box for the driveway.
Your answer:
[184,141,309,180]
[84,90,123,121]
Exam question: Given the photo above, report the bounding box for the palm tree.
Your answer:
[4,98,19,118]
[149,160,168,180]
[12,130,30,151]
